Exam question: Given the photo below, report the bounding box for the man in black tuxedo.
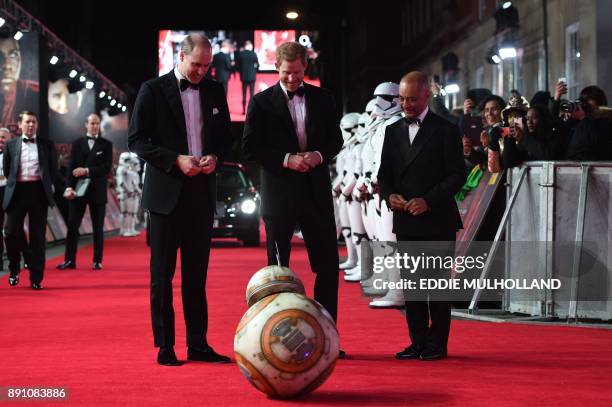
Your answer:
[237,41,259,114]
[3,111,56,290]
[128,34,231,366]
[57,113,112,271]
[211,40,232,95]
[378,72,466,361]
[242,42,343,342]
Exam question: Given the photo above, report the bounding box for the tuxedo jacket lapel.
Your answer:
[199,82,212,152]
[304,84,316,150]
[160,72,188,139]
[36,139,48,179]
[86,138,102,163]
[401,112,435,172]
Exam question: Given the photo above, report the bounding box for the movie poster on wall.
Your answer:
[48,81,95,144]
[0,31,39,136]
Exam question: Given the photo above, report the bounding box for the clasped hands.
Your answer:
[388,194,429,216]
[176,154,217,176]
[287,152,322,173]
[64,167,89,200]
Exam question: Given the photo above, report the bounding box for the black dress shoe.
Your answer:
[31,282,43,290]
[395,345,423,360]
[157,347,182,366]
[338,350,347,359]
[93,262,102,271]
[8,272,19,287]
[187,346,230,363]
[419,347,447,361]
[57,261,76,270]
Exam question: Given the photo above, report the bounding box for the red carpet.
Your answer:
[1,234,612,406]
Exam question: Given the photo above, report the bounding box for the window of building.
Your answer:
[565,22,580,100]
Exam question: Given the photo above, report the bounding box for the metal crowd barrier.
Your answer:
[469,162,612,321]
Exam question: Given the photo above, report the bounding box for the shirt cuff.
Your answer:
[283,153,290,168]
[314,151,323,165]
[86,168,90,176]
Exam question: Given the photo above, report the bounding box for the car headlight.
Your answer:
[240,199,257,214]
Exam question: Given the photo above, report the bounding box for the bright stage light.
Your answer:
[121,106,127,112]
[444,83,460,94]
[69,69,78,78]
[110,99,116,107]
[286,11,299,19]
[85,81,94,89]
[49,56,59,65]
[502,1,512,9]
[13,31,23,41]
[99,91,106,98]
[499,46,517,59]
[79,75,86,83]
[0,18,5,27]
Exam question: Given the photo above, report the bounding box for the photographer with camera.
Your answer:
[566,86,612,160]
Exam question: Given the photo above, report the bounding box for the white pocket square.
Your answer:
[212,107,219,115]
[96,151,103,155]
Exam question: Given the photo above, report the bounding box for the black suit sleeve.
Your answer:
[208,83,232,164]
[89,141,113,178]
[317,95,343,165]
[128,82,179,173]
[66,140,78,189]
[242,96,289,172]
[422,124,467,207]
[3,142,11,180]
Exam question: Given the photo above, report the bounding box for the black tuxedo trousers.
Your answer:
[149,174,213,348]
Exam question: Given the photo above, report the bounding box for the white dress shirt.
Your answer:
[174,66,203,159]
[279,82,323,168]
[408,106,429,145]
[87,133,98,150]
[18,135,41,182]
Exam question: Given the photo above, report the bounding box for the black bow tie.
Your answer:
[87,136,97,140]
[180,79,199,92]
[287,87,305,100]
[22,137,36,143]
[405,117,421,126]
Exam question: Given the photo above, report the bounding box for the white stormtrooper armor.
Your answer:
[334,112,361,269]
[366,82,406,308]
[116,152,142,237]
[339,112,370,277]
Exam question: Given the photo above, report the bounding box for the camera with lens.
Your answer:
[559,99,584,113]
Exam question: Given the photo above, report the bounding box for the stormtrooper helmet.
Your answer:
[340,112,361,144]
[355,112,372,143]
[373,82,402,119]
[365,98,377,115]
[118,152,131,167]
[128,152,141,171]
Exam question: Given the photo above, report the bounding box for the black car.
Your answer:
[213,162,261,246]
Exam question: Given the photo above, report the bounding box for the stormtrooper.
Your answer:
[342,99,381,282]
[116,152,142,237]
[339,100,378,278]
[332,112,361,270]
[359,82,406,308]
